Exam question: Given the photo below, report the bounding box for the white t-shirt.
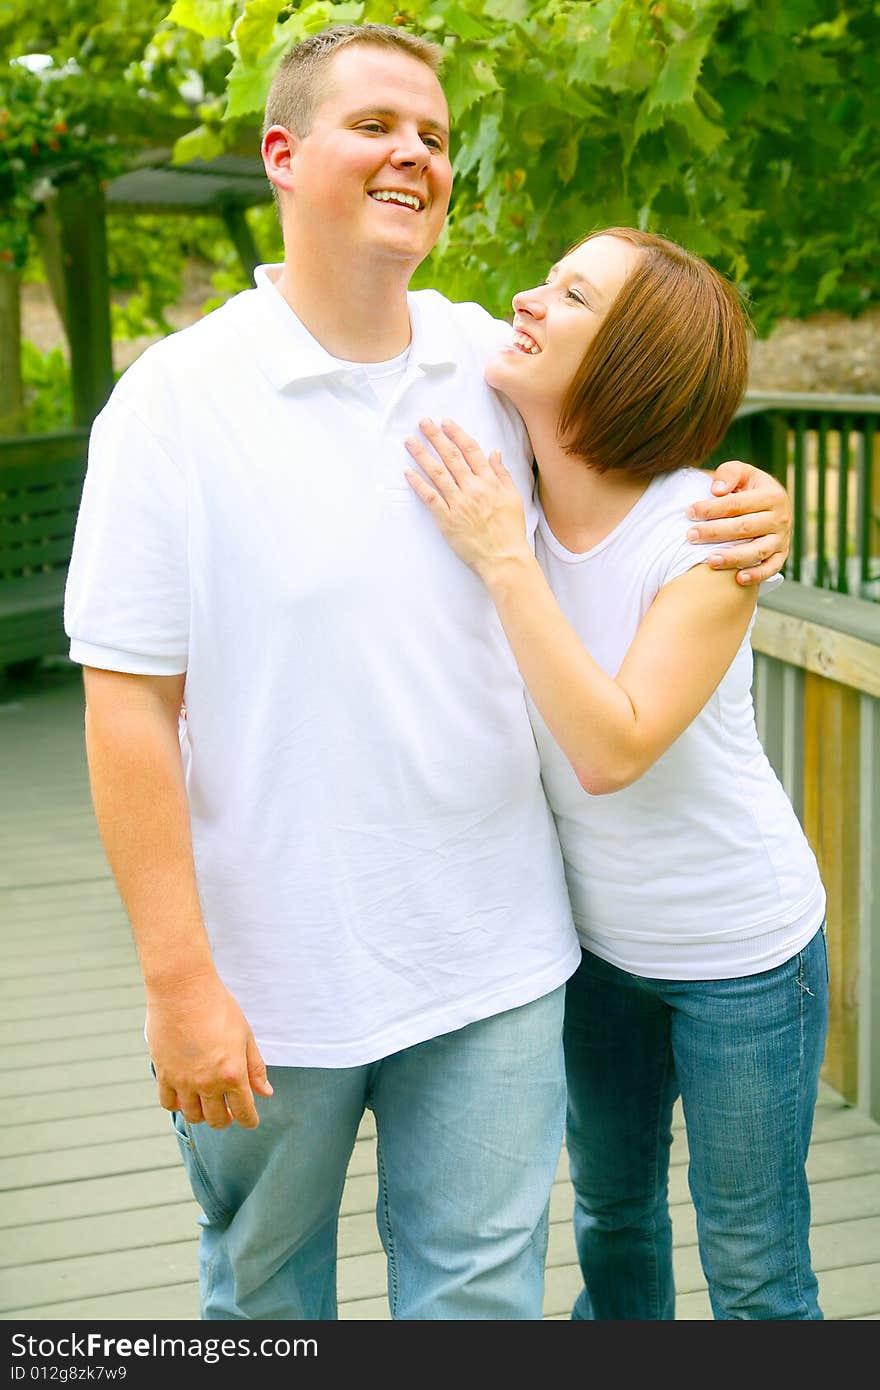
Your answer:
[531,467,826,979]
[64,267,579,1066]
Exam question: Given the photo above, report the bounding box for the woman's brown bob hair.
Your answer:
[558,228,752,479]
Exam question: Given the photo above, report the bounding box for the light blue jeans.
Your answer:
[170,986,567,1320]
[563,926,829,1320]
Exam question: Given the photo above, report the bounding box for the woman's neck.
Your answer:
[523,409,651,553]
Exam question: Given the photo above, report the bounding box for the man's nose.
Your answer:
[389,132,432,168]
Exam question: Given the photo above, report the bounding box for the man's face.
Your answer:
[274,44,453,270]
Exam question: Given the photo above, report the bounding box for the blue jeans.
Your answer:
[563,926,829,1320]
[170,986,566,1320]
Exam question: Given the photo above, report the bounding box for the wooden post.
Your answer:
[55,177,114,427]
[749,411,788,485]
[0,268,24,435]
[31,198,69,336]
[222,205,260,282]
[803,672,861,1102]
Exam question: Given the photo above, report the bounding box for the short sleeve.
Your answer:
[64,395,189,674]
[659,474,785,593]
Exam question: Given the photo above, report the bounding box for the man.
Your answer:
[64,23,792,1321]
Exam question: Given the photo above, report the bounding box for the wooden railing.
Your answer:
[753,580,880,1120]
[0,429,88,671]
[710,392,880,603]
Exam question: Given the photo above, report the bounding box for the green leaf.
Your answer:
[232,0,283,68]
[555,135,578,186]
[647,31,712,112]
[670,100,726,156]
[454,107,500,180]
[428,1,494,41]
[484,0,529,20]
[743,36,783,86]
[476,112,501,193]
[166,0,234,41]
[816,266,841,303]
[172,122,225,164]
[443,52,500,121]
[225,42,288,119]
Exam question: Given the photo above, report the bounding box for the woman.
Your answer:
[403,227,827,1321]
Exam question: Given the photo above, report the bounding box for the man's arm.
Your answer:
[687,460,792,585]
[83,667,273,1128]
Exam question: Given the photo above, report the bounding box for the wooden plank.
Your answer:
[757,579,880,647]
[0,1006,145,1045]
[0,1135,181,1191]
[0,928,129,964]
[0,1239,198,1313]
[806,1134,880,1181]
[2,949,136,982]
[860,693,880,1123]
[0,1281,201,1322]
[340,1294,390,1319]
[0,1105,173,1158]
[753,606,880,697]
[0,1081,157,1127]
[803,672,861,1102]
[752,655,808,821]
[0,1167,194,1228]
[0,1054,151,1097]
[0,1203,200,1270]
[809,1173,880,1224]
[0,432,88,469]
[0,514,81,546]
[739,391,880,415]
[0,965,142,1000]
[2,986,144,1025]
[0,1203,384,1271]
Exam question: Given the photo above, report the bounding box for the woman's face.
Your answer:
[486,234,640,415]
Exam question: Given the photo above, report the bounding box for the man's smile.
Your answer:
[368,188,425,211]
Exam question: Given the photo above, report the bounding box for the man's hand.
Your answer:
[687,460,792,585]
[147,972,273,1129]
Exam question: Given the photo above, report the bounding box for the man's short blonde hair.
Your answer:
[263,23,445,139]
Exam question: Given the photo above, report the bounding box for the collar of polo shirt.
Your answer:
[249,263,459,390]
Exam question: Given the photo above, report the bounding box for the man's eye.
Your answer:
[358,122,385,133]
[423,135,444,151]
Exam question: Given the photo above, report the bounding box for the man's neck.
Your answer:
[273,250,415,363]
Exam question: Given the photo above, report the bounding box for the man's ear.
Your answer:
[261,125,298,197]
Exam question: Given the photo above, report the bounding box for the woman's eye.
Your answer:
[566,289,587,305]
[358,122,385,133]
[423,135,444,151]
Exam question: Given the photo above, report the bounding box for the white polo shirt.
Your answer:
[64,266,579,1066]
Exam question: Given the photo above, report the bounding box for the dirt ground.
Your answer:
[19,271,880,395]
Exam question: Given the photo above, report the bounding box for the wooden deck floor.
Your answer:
[2,661,879,1322]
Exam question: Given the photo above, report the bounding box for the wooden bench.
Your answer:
[0,430,89,675]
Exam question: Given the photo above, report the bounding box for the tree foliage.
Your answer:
[161,0,879,333]
[0,0,232,269]
[1,0,877,339]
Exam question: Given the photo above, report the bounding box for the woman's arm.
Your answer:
[405,420,758,794]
